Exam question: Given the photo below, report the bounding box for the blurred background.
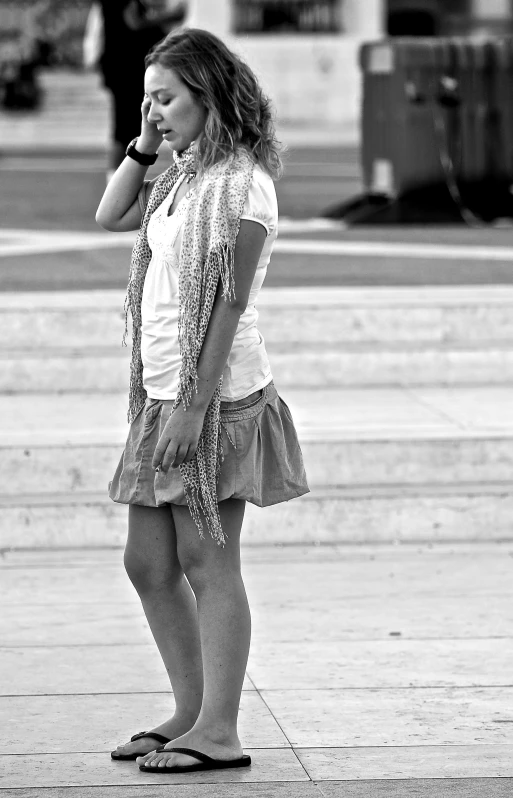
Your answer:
[2,0,513,240]
[1,0,511,149]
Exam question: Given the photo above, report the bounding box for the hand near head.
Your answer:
[138,95,162,154]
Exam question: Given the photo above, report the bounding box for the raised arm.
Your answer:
[95,96,161,232]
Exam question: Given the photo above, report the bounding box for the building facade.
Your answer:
[186,0,385,135]
[185,0,513,134]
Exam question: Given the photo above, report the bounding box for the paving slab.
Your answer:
[0,540,509,564]
[2,629,511,689]
[2,592,511,652]
[0,749,308,789]
[0,785,322,798]
[260,688,512,747]
[0,786,322,798]
[0,544,511,790]
[0,646,255,696]
[2,545,512,603]
[296,746,513,780]
[246,638,513,689]
[2,782,513,798]
[1,692,287,755]
[249,593,513,641]
[318,780,513,798]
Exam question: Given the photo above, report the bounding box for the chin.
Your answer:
[171,139,193,153]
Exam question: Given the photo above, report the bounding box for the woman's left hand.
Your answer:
[152,406,205,472]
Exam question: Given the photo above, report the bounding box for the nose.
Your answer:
[147,101,161,123]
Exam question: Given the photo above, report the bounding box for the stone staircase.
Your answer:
[0,71,111,150]
[1,285,513,548]
[0,69,355,151]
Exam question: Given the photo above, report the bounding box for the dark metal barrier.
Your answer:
[327,37,513,224]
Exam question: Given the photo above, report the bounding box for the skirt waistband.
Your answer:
[220,382,276,422]
[144,382,276,424]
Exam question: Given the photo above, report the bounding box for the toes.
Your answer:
[138,752,177,769]
[136,750,158,766]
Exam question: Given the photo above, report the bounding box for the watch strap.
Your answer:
[126,138,158,165]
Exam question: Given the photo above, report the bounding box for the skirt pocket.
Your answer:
[109,383,309,508]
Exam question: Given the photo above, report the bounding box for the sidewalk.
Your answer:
[1,541,512,795]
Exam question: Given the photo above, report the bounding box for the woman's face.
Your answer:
[145,64,207,152]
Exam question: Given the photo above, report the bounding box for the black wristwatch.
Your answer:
[125,138,158,165]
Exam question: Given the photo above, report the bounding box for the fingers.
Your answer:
[177,443,198,467]
[154,441,198,472]
[151,437,167,470]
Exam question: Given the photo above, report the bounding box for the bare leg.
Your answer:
[138,498,251,769]
[113,504,204,758]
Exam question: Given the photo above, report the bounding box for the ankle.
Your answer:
[193,715,239,742]
[171,708,202,726]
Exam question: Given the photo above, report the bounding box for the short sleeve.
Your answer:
[240,167,278,236]
[137,176,159,216]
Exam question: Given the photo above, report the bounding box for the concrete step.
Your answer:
[1,386,513,547]
[3,435,513,495]
[3,342,513,391]
[4,287,513,347]
[1,484,512,548]
[2,387,513,493]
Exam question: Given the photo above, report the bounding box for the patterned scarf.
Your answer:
[123,146,255,546]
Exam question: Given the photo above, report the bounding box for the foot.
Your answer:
[137,727,243,769]
[112,715,199,759]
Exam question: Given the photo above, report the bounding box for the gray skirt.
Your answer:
[108,381,309,508]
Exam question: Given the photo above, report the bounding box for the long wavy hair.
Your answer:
[145,28,283,179]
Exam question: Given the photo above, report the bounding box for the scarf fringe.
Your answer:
[180,402,229,547]
[123,150,254,544]
[175,243,236,545]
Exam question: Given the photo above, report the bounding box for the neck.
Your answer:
[173,142,196,183]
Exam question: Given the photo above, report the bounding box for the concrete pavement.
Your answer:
[1,541,513,795]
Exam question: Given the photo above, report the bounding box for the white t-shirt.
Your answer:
[140,165,278,402]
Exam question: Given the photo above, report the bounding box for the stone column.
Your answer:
[343,0,385,38]
[471,0,511,18]
[185,0,232,36]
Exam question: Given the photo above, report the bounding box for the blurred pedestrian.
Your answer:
[95,27,309,774]
[88,0,186,178]
[0,0,49,113]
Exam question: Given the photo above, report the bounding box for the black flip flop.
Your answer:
[138,745,252,773]
[111,731,172,761]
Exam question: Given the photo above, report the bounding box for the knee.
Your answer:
[178,544,240,596]
[123,546,183,595]
[177,546,206,591]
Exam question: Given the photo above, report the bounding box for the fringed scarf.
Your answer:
[123,146,255,546]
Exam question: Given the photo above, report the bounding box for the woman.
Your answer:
[96,27,309,775]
